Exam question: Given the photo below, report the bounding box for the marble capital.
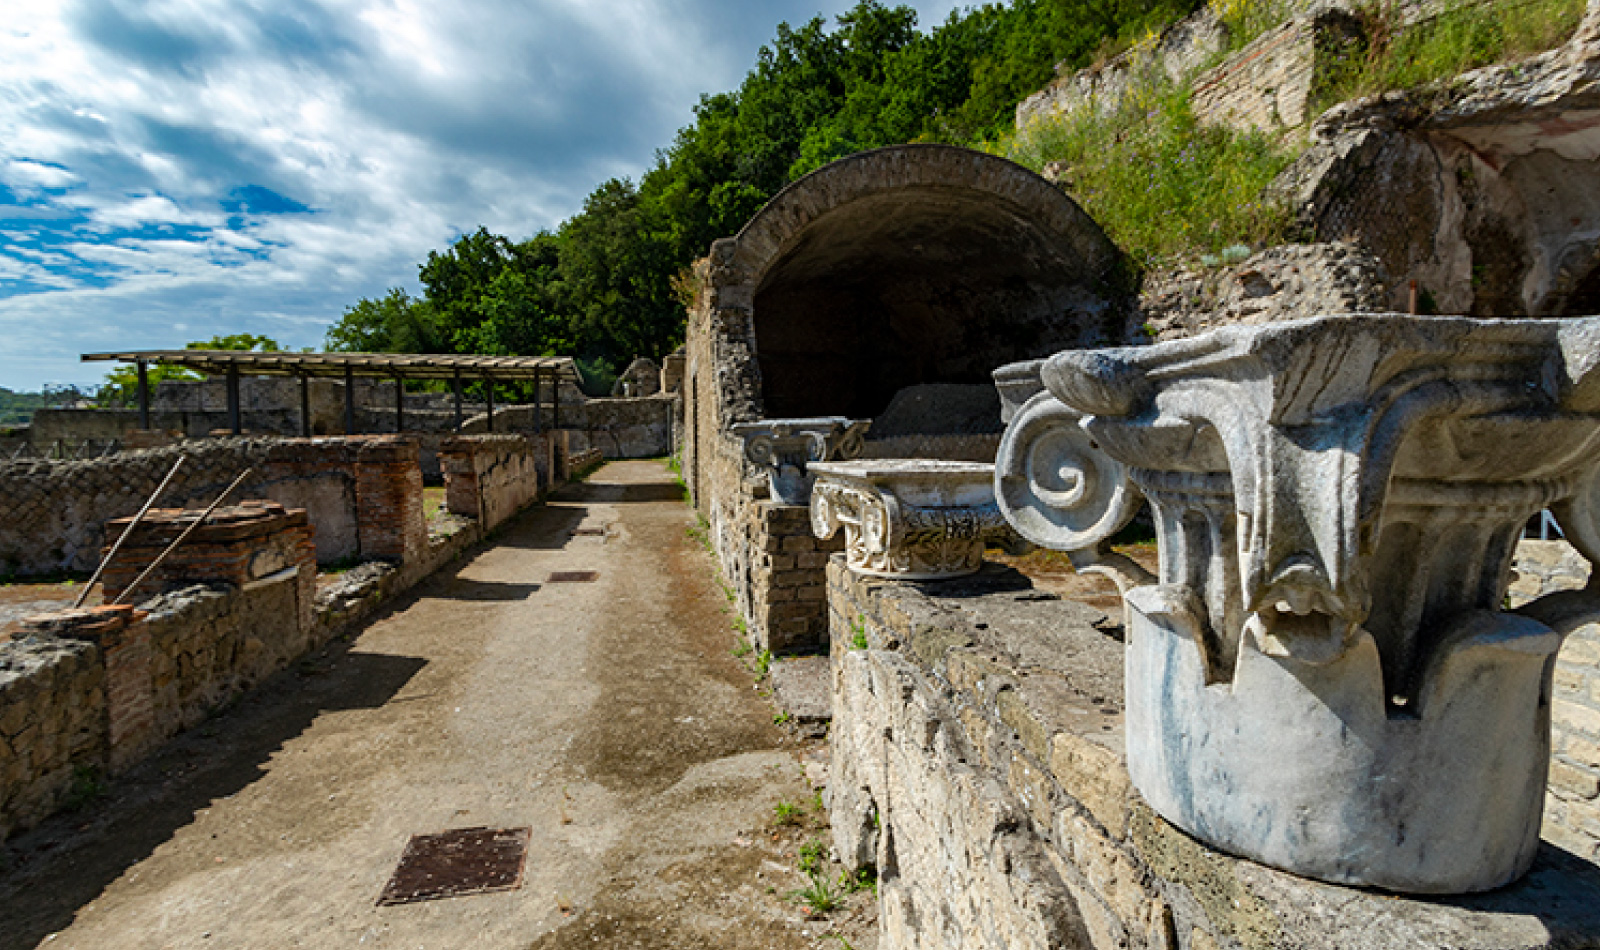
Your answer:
[994,314,1600,893]
[810,460,1011,579]
[730,417,869,505]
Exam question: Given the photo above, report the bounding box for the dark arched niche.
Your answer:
[729,145,1127,420]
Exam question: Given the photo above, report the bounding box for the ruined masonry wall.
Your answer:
[0,436,440,576]
[826,557,1600,950]
[454,395,674,460]
[1,431,557,843]
[439,434,554,531]
[1512,539,1600,862]
[2,547,318,841]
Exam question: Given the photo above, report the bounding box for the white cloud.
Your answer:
[0,0,963,390]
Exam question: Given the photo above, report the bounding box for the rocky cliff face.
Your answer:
[1020,0,1600,329]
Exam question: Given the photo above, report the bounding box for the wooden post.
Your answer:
[394,373,405,433]
[136,359,150,430]
[453,369,463,431]
[226,365,241,435]
[485,376,495,433]
[344,364,356,434]
[299,373,311,438]
[551,366,561,430]
[532,366,543,434]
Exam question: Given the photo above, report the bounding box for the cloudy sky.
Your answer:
[0,0,964,392]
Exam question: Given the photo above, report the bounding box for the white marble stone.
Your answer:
[730,417,869,505]
[810,460,1011,579]
[994,314,1600,893]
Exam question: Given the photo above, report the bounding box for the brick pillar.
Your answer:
[750,502,844,655]
[355,437,426,562]
[22,605,153,774]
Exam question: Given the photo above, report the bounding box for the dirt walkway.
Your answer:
[0,461,866,950]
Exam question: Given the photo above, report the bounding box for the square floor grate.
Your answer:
[377,826,531,906]
[547,570,599,583]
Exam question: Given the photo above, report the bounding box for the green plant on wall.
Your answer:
[1002,74,1299,268]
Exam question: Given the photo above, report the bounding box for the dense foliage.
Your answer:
[1003,77,1298,267]
[325,0,1199,377]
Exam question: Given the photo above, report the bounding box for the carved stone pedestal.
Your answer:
[731,417,869,505]
[810,460,1010,579]
[995,314,1600,893]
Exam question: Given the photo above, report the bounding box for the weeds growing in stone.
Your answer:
[1001,76,1298,267]
[756,649,772,679]
[774,710,793,726]
[798,838,828,876]
[774,800,805,826]
[1316,0,1586,111]
[791,872,844,913]
[62,764,106,811]
[838,867,878,896]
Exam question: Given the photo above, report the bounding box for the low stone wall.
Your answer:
[457,395,673,459]
[0,436,435,576]
[1190,10,1362,134]
[0,454,542,843]
[439,434,554,531]
[0,634,105,839]
[826,557,1600,950]
[1512,539,1600,862]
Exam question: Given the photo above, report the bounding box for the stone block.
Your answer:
[1552,760,1600,800]
[1558,699,1600,740]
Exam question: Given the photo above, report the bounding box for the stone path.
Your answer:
[0,461,857,950]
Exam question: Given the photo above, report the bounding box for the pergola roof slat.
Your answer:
[82,350,580,382]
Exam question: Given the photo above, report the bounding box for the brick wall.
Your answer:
[1189,11,1362,134]
[98,501,315,605]
[827,557,1600,950]
[1511,539,1600,862]
[0,436,436,576]
[352,437,426,563]
[749,503,842,654]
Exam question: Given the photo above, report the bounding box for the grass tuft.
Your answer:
[1002,75,1298,268]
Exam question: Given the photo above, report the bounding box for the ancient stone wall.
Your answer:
[455,395,673,460]
[0,634,105,840]
[682,145,1128,655]
[1190,10,1362,134]
[1512,539,1600,863]
[1,507,319,841]
[439,434,554,531]
[826,557,1600,950]
[0,429,553,843]
[0,436,438,576]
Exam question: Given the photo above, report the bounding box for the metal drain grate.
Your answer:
[377,826,531,906]
[547,570,599,583]
[569,527,605,536]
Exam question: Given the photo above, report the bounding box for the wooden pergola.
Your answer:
[81,350,579,437]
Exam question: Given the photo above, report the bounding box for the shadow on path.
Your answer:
[0,639,426,950]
